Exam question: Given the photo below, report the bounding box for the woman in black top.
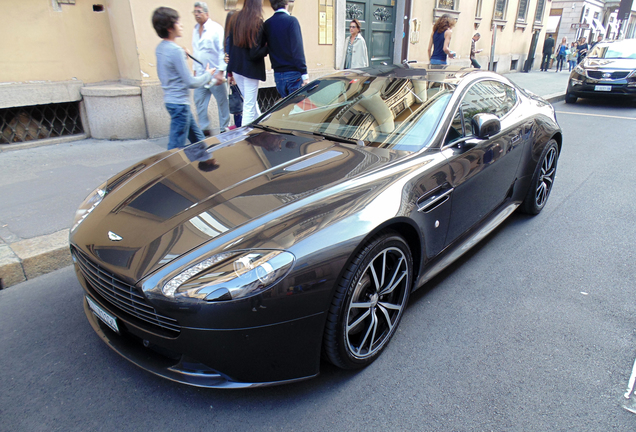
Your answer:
[227,0,267,125]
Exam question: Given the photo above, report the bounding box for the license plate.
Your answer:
[595,85,612,91]
[87,296,119,333]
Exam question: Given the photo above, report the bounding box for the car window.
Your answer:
[444,108,464,145]
[460,81,517,135]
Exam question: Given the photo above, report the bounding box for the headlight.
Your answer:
[162,250,295,301]
[627,70,636,78]
[574,65,586,76]
[71,183,107,232]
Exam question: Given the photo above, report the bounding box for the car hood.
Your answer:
[71,128,405,283]
[583,57,636,70]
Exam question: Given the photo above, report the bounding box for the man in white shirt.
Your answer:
[192,2,230,136]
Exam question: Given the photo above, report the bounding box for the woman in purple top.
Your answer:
[427,14,456,65]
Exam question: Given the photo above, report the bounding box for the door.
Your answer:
[345,0,396,65]
[441,80,525,242]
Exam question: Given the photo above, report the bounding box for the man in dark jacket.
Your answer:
[263,0,309,97]
[540,35,555,71]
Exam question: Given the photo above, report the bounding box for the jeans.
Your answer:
[555,54,566,71]
[430,58,447,65]
[569,60,577,71]
[193,81,231,132]
[470,57,481,69]
[233,73,261,125]
[274,71,303,98]
[165,103,205,150]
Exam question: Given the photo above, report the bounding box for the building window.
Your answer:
[517,0,529,22]
[510,59,518,70]
[475,0,482,17]
[438,0,456,10]
[534,0,546,24]
[594,11,599,19]
[494,0,507,20]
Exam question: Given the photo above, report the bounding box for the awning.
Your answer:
[546,15,561,33]
[592,18,606,35]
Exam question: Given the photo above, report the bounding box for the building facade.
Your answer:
[1,0,557,147]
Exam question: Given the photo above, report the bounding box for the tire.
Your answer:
[565,92,577,104]
[519,140,559,215]
[323,232,413,369]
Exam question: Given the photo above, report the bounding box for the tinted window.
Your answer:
[259,76,455,152]
[591,42,636,59]
[461,80,517,134]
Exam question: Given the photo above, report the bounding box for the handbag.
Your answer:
[229,84,243,115]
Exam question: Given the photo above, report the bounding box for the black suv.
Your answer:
[566,39,636,104]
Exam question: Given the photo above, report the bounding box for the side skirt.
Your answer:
[414,202,520,290]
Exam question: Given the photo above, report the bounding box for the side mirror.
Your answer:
[471,113,501,139]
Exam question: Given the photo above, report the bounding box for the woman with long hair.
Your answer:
[427,14,456,65]
[555,37,568,72]
[341,19,368,69]
[226,0,267,125]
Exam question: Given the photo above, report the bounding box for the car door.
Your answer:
[441,80,524,243]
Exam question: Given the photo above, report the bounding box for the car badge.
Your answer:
[603,73,611,78]
[108,231,123,241]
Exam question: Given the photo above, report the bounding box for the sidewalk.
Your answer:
[0,70,569,289]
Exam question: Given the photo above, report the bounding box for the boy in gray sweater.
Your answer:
[152,7,216,149]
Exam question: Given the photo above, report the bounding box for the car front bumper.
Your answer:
[567,74,636,99]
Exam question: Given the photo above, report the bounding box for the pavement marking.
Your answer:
[555,111,636,121]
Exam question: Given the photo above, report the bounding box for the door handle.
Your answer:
[511,134,520,144]
[417,186,454,213]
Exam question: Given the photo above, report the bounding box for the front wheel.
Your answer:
[519,140,559,215]
[565,92,577,104]
[323,233,413,369]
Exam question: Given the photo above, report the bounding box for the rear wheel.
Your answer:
[519,140,559,215]
[323,233,413,369]
[565,92,577,104]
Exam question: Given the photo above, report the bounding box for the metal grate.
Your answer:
[0,102,84,145]
[587,70,630,80]
[72,247,181,337]
[258,87,282,112]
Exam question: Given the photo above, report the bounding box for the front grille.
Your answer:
[587,70,630,80]
[73,248,181,336]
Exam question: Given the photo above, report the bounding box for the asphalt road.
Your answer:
[2,100,636,431]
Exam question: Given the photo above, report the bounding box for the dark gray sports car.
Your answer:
[70,65,562,388]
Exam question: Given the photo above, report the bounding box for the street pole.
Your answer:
[490,23,497,71]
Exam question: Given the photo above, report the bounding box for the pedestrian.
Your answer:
[227,0,268,125]
[469,32,482,69]
[540,34,555,71]
[577,36,589,64]
[224,10,242,128]
[590,34,603,49]
[428,14,456,65]
[555,37,568,72]
[567,41,578,71]
[153,7,216,150]
[191,2,230,137]
[341,19,369,69]
[263,0,309,98]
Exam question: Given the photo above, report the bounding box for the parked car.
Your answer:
[70,65,562,388]
[566,39,636,104]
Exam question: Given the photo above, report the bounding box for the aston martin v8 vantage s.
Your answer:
[71,65,562,388]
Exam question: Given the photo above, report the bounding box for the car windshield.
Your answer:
[256,76,455,152]
[590,42,636,59]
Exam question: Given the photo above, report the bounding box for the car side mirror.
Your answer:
[471,113,501,139]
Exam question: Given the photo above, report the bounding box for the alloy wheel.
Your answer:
[535,146,557,208]
[345,246,409,359]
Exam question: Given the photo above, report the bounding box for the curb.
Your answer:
[0,91,567,290]
[0,230,72,289]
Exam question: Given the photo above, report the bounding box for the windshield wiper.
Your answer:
[313,131,367,146]
[252,124,296,136]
